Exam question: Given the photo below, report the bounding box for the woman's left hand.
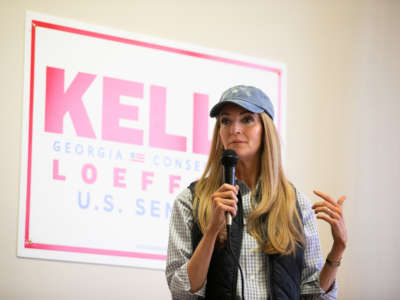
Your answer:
[312,190,347,253]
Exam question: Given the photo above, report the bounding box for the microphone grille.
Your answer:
[221,149,238,167]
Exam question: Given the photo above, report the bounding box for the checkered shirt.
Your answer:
[166,180,337,299]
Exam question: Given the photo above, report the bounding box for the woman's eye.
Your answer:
[221,118,231,125]
[242,116,254,123]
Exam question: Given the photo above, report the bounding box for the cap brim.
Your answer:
[209,99,264,117]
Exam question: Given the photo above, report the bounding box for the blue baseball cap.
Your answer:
[210,85,274,120]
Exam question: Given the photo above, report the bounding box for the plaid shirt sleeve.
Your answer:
[297,190,338,300]
[165,188,206,299]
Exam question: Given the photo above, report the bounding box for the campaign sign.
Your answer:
[18,11,286,269]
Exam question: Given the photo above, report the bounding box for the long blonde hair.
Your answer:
[193,112,304,255]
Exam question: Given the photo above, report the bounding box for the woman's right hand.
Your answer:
[206,183,239,236]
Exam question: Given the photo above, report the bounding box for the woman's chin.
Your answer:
[235,150,260,163]
[234,150,251,160]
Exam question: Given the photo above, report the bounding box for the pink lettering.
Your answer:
[142,171,154,190]
[45,67,212,155]
[52,159,66,181]
[102,77,144,145]
[193,93,211,154]
[113,168,126,188]
[149,85,186,152]
[169,175,181,194]
[45,67,96,138]
[82,163,97,184]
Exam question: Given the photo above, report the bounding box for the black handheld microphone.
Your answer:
[221,149,238,226]
[221,149,245,300]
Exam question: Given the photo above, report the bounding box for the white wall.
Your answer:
[1,1,399,299]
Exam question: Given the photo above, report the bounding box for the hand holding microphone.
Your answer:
[221,149,239,227]
[207,149,239,235]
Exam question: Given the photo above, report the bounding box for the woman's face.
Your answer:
[218,103,263,162]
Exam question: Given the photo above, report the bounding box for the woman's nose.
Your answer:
[231,121,242,134]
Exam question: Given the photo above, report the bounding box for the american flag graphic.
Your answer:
[130,152,145,163]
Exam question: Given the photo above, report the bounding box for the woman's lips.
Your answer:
[230,140,246,144]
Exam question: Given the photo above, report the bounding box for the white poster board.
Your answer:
[18,11,287,269]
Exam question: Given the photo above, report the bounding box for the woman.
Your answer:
[166,85,347,299]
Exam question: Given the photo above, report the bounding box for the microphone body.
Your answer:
[221,149,238,226]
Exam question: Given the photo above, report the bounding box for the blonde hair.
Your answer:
[193,112,304,255]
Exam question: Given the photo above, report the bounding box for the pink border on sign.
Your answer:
[25,20,283,261]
